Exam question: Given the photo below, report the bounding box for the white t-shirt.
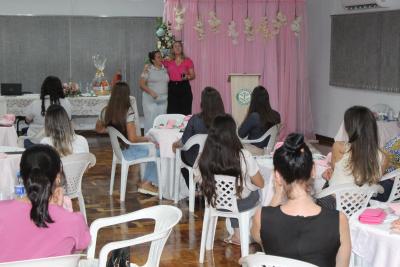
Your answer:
[194,149,260,198]
[25,98,72,137]
[40,134,89,155]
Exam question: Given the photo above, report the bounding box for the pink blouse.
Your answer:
[0,200,90,263]
[163,58,194,81]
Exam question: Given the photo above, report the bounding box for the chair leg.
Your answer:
[120,163,129,202]
[110,156,117,195]
[238,214,250,257]
[188,168,195,212]
[206,215,218,250]
[77,192,87,223]
[156,158,162,200]
[199,208,210,263]
[174,157,181,204]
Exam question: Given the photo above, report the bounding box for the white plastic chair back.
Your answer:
[107,126,128,163]
[83,205,182,267]
[0,254,84,267]
[239,253,318,267]
[240,124,281,154]
[370,103,394,115]
[379,168,400,203]
[316,183,380,218]
[175,134,207,210]
[152,114,185,128]
[17,129,45,148]
[213,175,240,213]
[62,153,96,197]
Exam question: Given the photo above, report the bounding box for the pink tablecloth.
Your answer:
[0,126,18,147]
[350,205,400,267]
[335,121,400,147]
[0,154,21,200]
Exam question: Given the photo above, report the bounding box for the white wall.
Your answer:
[307,0,400,138]
[0,0,164,17]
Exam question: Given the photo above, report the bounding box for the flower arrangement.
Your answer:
[63,82,80,97]
[208,11,221,33]
[228,20,239,45]
[244,17,255,41]
[291,16,302,37]
[155,19,176,57]
[258,16,273,41]
[174,4,186,31]
[193,19,205,40]
[272,11,287,36]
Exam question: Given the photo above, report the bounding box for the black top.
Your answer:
[260,206,340,267]
[238,111,281,148]
[181,114,208,166]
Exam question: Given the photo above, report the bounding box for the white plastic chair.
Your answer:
[174,134,207,211]
[0,254,84,267]
[199,175,259,263]
[240,124,281,154]
[79,205,182,267]
[17,129,45,148]
[152,114,185,128]
[371,168,400,204]
[239,253,318,267]
[316,183,380,218]
[107,126,161,202]
[62,153,96,222]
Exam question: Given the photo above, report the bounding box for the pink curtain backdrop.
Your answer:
[164,0,313,138]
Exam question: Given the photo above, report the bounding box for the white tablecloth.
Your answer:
[147,128,188,200]
[0,95,138,130]
[0,147,23,200]
[0,126,18,147]
[256,156,328,206]
[335,121,400,147]
[350,205,400,267]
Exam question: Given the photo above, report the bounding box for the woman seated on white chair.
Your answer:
[251,133,351,267]
[238,86,280,156]
[194,114,264,245]
[321,106,388,208]
[0,145,90,262]
[40,104,89,156]
[96,82,159,196]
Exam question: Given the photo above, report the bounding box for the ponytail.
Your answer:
[20,145,61,228]
[25,167,54,227]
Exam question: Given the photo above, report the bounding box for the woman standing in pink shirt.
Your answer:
[163,41,196,115]
[0,145,90,263]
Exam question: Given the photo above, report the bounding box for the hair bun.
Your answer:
[283,133,305,153]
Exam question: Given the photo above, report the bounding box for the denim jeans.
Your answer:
[122,145,159,185]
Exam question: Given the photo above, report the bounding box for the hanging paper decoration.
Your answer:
[208,0,221,33]
[272,1,287,36]
[228,21,239,45]
[174,2,186,31]
[291,1,301,37]
[193,0,205,40]
[243,0,255,41]
[258,16,273,41]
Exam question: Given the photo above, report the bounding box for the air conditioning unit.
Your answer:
[341,0,390,10]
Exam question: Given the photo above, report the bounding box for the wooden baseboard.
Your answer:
[315,134,334,146]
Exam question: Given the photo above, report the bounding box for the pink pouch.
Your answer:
[166,119,176,129]
[359,208,386,224]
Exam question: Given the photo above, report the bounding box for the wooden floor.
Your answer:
[81,135,331,266]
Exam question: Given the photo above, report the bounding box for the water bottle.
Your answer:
[14,171,25,198]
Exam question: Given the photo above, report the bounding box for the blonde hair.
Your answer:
[44,104,74,156]
[170,41,186,60]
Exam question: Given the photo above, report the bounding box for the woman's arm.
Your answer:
[238,114,256,138]
[186,68,195,81]
[126,122,149,143]
[95,119,107,134]
[139,66,158,99]
[250,171,264,188]
[331,141,345,170]
[335,212,351,267]
[250,208,262,245]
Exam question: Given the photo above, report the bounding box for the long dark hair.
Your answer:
[273,133,313,196]
[20,145,62,228]
[245,86,279,130]
[44,104,75,156]
[344,106,381,185]
[104,82,132,138]
[40,76,65,116]
[199,114,244,207]
[199,87,225,129]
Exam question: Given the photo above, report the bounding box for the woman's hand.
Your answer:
[172,140,182,153]
[391,219,400,233]
[322,168,333,181]
[150,91,159,99]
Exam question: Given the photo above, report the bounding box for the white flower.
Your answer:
[257,16,273,41]
[208,11,221,33]
[228,20,239,45]
[193,19,206,40]
[291,16,302,37]
[244,17,255,41]
[174,5,186,31]
[165,36,169,41]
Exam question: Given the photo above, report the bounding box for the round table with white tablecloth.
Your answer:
[0,126,18,147]
[350,204,400,267]
[335,120,400,147]
[256,155,328,206]
[0,146,24,200]
[147,128,189,200]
